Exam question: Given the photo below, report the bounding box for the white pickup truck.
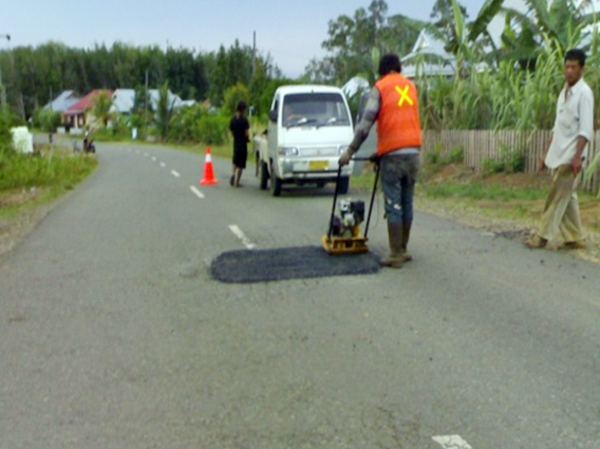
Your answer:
[257,85,355,196]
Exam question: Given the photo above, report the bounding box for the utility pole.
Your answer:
[144,69,149,139]
[252,31,256,79]
[0,33,10,112]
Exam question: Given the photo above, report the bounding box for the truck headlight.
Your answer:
[279,146,299,156]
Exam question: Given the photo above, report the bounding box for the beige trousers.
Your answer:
[538,164,583,242]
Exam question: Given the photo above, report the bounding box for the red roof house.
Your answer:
[63,89,113,130]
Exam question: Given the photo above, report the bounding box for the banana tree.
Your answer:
[499,0,600,68]
[430,0,505,68]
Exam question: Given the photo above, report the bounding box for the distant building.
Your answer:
[180,99,197,108]
[401,29,455,79]
[108,88,185,116]
[148,89,184,111]
[43,90,80,113]
[110,88,136,115]
[62,89,113,130]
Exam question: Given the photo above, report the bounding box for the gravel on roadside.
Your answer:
[416,194,600,265]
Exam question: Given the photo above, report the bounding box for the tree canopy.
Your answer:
[1,0,600,136]
[0,40,279,120]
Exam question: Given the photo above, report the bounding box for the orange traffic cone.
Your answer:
[199,147,218,185]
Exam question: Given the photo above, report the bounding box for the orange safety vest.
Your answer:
[375,73,422,156]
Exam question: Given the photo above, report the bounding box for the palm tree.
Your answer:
[92,92,113,127]
[156,82,175,141]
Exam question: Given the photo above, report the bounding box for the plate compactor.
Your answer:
[322,159,379,255]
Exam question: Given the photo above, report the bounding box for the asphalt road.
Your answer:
[1,141,600,449]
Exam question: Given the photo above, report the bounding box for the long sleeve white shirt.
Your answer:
[545,77,594,169]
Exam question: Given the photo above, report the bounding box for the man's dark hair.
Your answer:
[565,48,586,67]
[378,53,402,77]
[236,101,247,113]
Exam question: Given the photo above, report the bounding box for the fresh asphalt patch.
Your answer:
[210,245,381,283]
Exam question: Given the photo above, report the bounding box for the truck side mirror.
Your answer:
[269,109,278,122]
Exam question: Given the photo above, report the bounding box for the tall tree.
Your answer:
[308,0,425,84]
[205,40,256,106]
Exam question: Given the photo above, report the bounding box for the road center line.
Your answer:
[229,225,256,249]
[151,156,157,162]
[160,162,166,168]
[189,186,205,199]
[433,435,473,449]
[171,170,180,178]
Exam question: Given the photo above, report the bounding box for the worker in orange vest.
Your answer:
[340,53,422,268]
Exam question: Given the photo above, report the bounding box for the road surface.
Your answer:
[1,142,600,449]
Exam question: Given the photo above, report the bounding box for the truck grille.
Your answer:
[300,146,338,157]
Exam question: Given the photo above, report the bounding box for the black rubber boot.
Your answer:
[380,223,405,268]
[401,223,412,262]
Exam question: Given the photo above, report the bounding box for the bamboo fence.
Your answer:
[422,129,600,193]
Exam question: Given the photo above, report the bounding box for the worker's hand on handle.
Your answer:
[338,151,352,167]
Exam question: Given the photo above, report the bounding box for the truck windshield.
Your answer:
[283,93,350,128]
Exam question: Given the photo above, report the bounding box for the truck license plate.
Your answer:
[309,160,329,170]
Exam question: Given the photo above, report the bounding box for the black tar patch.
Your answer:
[210,246,381,283]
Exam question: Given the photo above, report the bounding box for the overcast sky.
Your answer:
[1,0,522,77]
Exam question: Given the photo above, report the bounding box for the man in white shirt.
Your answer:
[526,49,594,250]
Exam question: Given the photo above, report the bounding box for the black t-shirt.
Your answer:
[230,115,249,149]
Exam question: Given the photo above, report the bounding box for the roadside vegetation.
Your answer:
[0,112,97,221]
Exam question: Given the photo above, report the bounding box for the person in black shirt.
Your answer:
[229,101,250,187]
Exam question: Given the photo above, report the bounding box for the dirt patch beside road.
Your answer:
[417,165,600,265]
[0,188,57,257]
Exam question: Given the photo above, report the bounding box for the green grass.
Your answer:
[421,182,547,202]
[348,166,550,209]
[0,146,97,190]
[349,169,547,202]
[0,144,98,216]
[348,167,380,192]
[348,164,599,230]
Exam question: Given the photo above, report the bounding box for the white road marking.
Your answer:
[171,170,180,178]
[229,225,256,249]
[189,186,205,199]
[433,435,473,449]
[151,156,157,162]
[160,162,166,168]
[144,153,149,157]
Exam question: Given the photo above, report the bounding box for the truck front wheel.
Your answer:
[270,174,282,197]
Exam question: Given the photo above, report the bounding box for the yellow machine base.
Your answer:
[321,235,369,255]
